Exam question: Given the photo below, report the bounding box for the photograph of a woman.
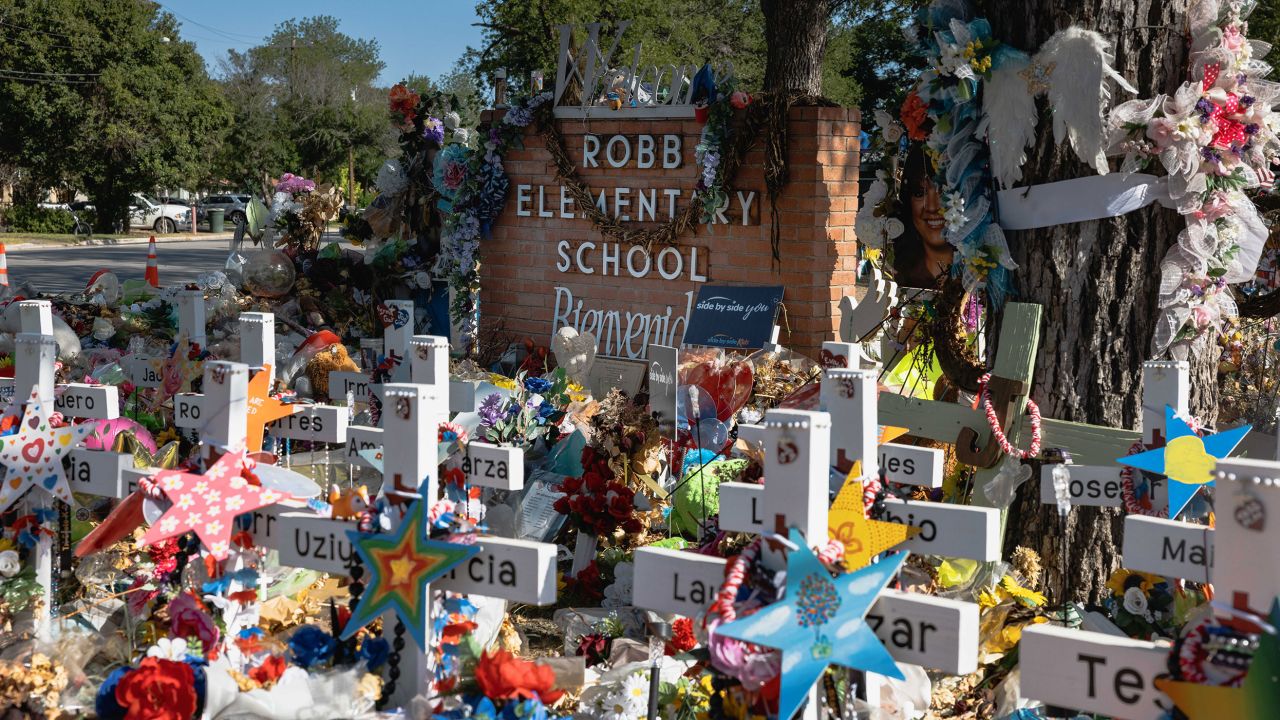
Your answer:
[891,144,954,288]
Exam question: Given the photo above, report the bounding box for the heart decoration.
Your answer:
[21,439,45,464]
[681,355,754,422]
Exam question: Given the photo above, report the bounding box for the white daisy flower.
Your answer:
[146,637,190,660]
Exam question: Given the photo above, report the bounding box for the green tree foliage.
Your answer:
[824,2,926,127]
[1251,1,1280,51]
[464,0,768,94]
[463,0,918,127]
[0,0,229,231]
[218,16,391,198]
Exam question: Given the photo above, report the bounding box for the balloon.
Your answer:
[241,249,296,298]
[83,418,156,453]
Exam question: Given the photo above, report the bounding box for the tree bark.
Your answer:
[980,0,1209,605]
[761,0,834,94]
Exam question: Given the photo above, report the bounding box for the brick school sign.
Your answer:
[479,105,863,362]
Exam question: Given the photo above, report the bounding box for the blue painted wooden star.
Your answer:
[1117,406,1250,519]
[715,527,904,720]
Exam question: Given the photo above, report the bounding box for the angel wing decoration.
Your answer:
[980,27,1137,188]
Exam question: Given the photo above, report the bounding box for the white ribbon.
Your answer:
[995,173,1176,230]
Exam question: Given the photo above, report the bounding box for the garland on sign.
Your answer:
[1108,0,1279,359]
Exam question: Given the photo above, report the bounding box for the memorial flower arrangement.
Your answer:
[1108,0,1280,358]
[270,173,343,253]
[553,445,645,540]
[476,370,571,447]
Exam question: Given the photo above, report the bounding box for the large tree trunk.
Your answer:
[761,0,833,94]
[981,0,1213,605]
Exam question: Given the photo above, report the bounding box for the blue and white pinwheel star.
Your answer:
[1116,405,1250,519]
[714,527,905,720]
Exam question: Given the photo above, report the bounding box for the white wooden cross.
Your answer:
[1022,456,1280,719]
[9,301,59,639]
[1037,360,1187,511]
[646,405,981,677]
[820,368,1000,562]
[176,313,348,447]
[327,299,417,404]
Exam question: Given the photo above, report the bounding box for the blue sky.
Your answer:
[158,1,484,85]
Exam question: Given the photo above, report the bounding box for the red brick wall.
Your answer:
[479,105,860,360]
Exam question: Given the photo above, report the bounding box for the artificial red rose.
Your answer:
[553,496,571,514]
[583,471,607,493]
[115,657,197,720]
[388,84,419,122]
[606,490,633,520]
[148,539,180,576]
[622,518,643,534]
[248,655,286,686]
[474,649,564,703]
[665,617,697,655]
[576,632,610,667]
[901,91,930,141]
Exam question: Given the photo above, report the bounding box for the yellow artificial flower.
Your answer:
[1105,569,1164,598]
[999,576,1047,608]
[0,538,13,552]
[488,374,518,391]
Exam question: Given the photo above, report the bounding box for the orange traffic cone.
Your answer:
[0,244,9,287]
[144,236,159,288]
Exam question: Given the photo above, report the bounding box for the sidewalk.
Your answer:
[0,230,235,249]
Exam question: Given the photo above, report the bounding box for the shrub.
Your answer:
[2,205,77,234]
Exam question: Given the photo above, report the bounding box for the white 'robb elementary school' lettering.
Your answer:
[555,241,708,282]
[513,133,757,225]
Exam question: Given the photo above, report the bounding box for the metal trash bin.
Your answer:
[208,208,225,232]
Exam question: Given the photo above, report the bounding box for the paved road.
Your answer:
[6,239,236,294]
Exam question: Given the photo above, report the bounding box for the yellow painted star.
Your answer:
[828,471,920,571]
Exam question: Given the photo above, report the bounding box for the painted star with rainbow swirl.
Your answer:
[340,500,477,650]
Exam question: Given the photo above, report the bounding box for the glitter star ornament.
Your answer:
[141,450,286,559]
[1155,601,1280,719]
[1117,405,1251,518]
[340,500,478,650]
[715,527,905,720]
[0,387,96,511]
[244,365,297,453]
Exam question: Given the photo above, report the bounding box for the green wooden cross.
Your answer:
[877,302,1142,511]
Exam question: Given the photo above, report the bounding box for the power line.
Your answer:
[156,5,261,44]
[0,67,102,77]
[0,18,77,40]
[0,30,79,51]
[0,73,96,84]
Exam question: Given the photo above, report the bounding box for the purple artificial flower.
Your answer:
[275,172,316,194]
[1246,123,1260,136]
[1241,95,1256,108]
[424,117,445,145]
[478,393,504,427]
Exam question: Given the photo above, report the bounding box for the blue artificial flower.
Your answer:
[287,625,336,669]
[537,403,557,420]
[95,666,132,720]
[523,376,552,394]
[359,636,390,670]
[186,657,208,716]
